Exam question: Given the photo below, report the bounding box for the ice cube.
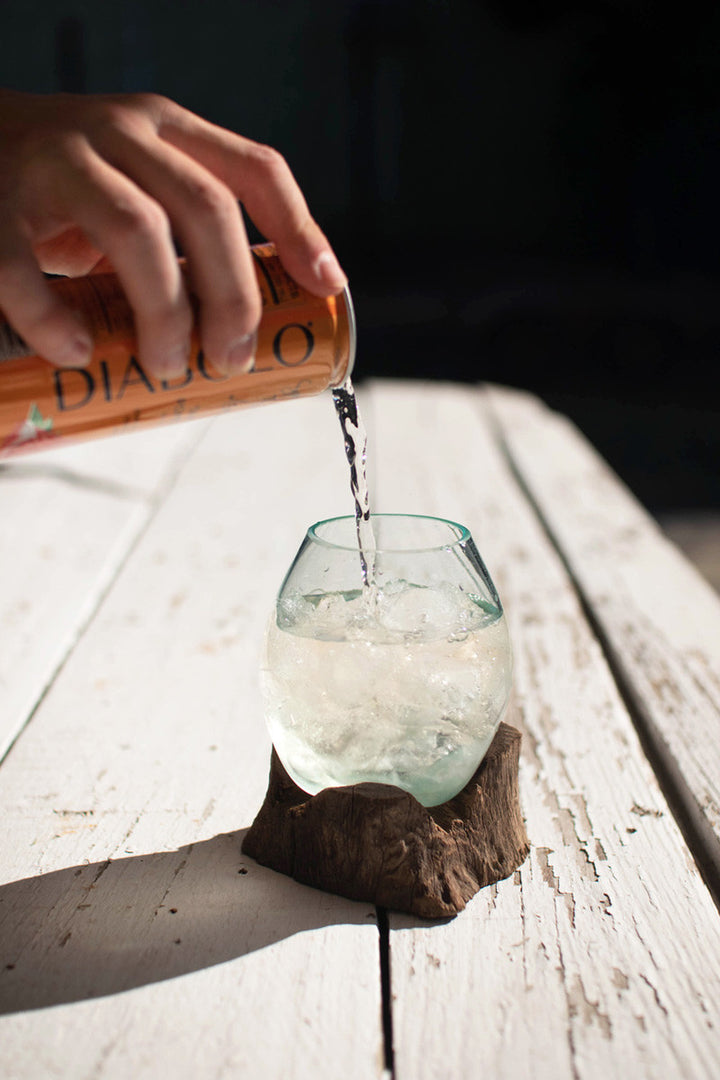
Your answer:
[377,581,467,638]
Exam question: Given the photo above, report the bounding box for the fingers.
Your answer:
[0,91,346,380]
[91,124,260,375]
[0,226,93,367]
[157,104,348,298]
[51,148,194,379]
[33,225,106,277]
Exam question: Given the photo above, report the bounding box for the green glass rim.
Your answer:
[307,513,472,554]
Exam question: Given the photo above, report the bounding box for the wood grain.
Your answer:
[2,380,720,1079]
[0,400,384,1079]
[367,380,720,1080]
[0,422,204,762]
[488,385,720,889]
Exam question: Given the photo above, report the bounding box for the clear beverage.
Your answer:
[332,376,376,587]
[261,576,513,807]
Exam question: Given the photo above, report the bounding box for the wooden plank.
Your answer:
[487,385,720,886]
[0,422,205,763]
[366,380,720,1080]
[0,397,384,1079]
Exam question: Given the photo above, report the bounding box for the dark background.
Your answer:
[2,0,719,513]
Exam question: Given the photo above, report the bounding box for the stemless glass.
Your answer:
[260,514,512,807]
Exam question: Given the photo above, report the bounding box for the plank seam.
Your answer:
[377,907,395,1078]
[483,390,720,913]
[0,424,209,769]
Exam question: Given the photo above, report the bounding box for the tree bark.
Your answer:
[242,722,529,918]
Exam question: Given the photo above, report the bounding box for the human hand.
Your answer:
[0,90,347,378]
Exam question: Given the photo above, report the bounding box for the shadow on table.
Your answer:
[0,829,378,1014]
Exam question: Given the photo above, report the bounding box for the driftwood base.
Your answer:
[242,722,529,919]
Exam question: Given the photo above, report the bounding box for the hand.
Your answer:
[0,90,348,378]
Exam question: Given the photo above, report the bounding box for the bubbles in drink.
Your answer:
[261,580,512,807]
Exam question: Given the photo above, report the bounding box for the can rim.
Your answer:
[339,284,356,384]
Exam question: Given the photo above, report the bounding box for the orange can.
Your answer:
[0,243,356,457]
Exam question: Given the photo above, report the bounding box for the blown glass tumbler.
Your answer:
[260,514,512,807]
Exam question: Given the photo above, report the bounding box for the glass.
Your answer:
[259,514,513,807]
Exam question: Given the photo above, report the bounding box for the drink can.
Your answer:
[0,243,356,457]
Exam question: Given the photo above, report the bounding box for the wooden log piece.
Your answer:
[242,722,529,919]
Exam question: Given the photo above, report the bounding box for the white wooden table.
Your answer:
[1,379,719,1079]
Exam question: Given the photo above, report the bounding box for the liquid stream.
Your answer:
[332,377,376,588]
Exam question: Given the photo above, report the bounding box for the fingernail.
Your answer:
[56,334,93,368]
[219,331,256,376]
[313,251,348,293]
[152,344,190,380]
